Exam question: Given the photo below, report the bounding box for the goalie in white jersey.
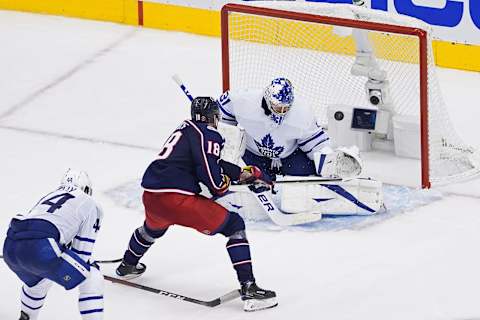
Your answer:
[218,77,362,180]
[2,169,104,320]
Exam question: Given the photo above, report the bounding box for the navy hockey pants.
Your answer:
[3,237,90,290]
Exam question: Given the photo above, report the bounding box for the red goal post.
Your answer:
[220,2,479,188]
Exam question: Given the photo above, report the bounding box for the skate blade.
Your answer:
[243,297,278,312]
[115,273,144,280]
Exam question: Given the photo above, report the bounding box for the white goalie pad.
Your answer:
[217,122,246,165]
[216,176,383,226]
[280,177,383,216]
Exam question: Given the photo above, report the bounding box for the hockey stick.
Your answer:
[274,176,343,184]
[0,255,239,307]
[172,74,194,102]
[104,275,241,307]
[95,258,122,264]
[0,254,121,265]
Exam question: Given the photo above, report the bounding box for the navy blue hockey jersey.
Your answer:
[142,120,240,196]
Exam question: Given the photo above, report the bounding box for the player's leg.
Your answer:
[167,195,277,312]
[18,279,53,320]
[77,266,104,320]
[3,237,55,320]
[216,212,278,312]
[281,148,316,176]
[45,245,104,319]
[3,237,102,319]
[116,222,167,278]
[116,191,169,279]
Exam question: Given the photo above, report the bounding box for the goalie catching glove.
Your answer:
[239,165,273,188]
[314,146,363,179]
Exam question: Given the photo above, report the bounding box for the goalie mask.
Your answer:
[60,168,93,196]
[191,96,220,126]
[264,78,294,118]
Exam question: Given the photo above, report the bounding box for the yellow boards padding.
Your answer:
[433,40,480,72]
[142,2,220,37]
[0,0,138,25]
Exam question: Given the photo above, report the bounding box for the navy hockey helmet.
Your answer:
[264,77,294,116]
[191,96,220,125]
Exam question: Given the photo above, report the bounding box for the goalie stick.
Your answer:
[104,275,241,307]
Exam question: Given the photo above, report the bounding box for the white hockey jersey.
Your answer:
[14,186,103,262]
[218,88,330,161]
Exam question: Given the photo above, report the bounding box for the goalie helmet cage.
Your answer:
[220,2,480,188]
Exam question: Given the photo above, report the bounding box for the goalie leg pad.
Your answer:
[281,178,383,215]
[215,191,267,222]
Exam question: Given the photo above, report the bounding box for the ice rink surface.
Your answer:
[1,10,480,320]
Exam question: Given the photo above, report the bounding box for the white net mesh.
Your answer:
[224,1,480,186]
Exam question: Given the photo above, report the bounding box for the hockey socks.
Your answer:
[78,267,104,320]
[226,238,255,284]
[123,223,166,266]
[20,283,50,320]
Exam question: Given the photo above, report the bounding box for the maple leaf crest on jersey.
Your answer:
[254,134,285,158]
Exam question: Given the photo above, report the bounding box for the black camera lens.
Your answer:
[334,111,344,121]
[370,95,380,105]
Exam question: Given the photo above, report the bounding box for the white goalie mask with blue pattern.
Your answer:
[264,77,294,124]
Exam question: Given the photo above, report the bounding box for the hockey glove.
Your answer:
[216,174,231,195]
[240,165,273,187]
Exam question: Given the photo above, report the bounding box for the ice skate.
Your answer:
[115,261,146,279]
[241,281,278,312]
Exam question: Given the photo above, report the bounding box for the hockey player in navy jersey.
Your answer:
[2,169,104,320]
[115,96,278,312]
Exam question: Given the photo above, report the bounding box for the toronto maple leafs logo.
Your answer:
[254,134,284,158]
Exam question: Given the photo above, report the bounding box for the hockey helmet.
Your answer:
[191,96,220,125]
[264,77,294,116]
[60,168,93,196]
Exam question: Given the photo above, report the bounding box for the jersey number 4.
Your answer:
[41,193,75,213]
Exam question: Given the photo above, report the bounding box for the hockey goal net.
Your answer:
[221,1,480,188]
